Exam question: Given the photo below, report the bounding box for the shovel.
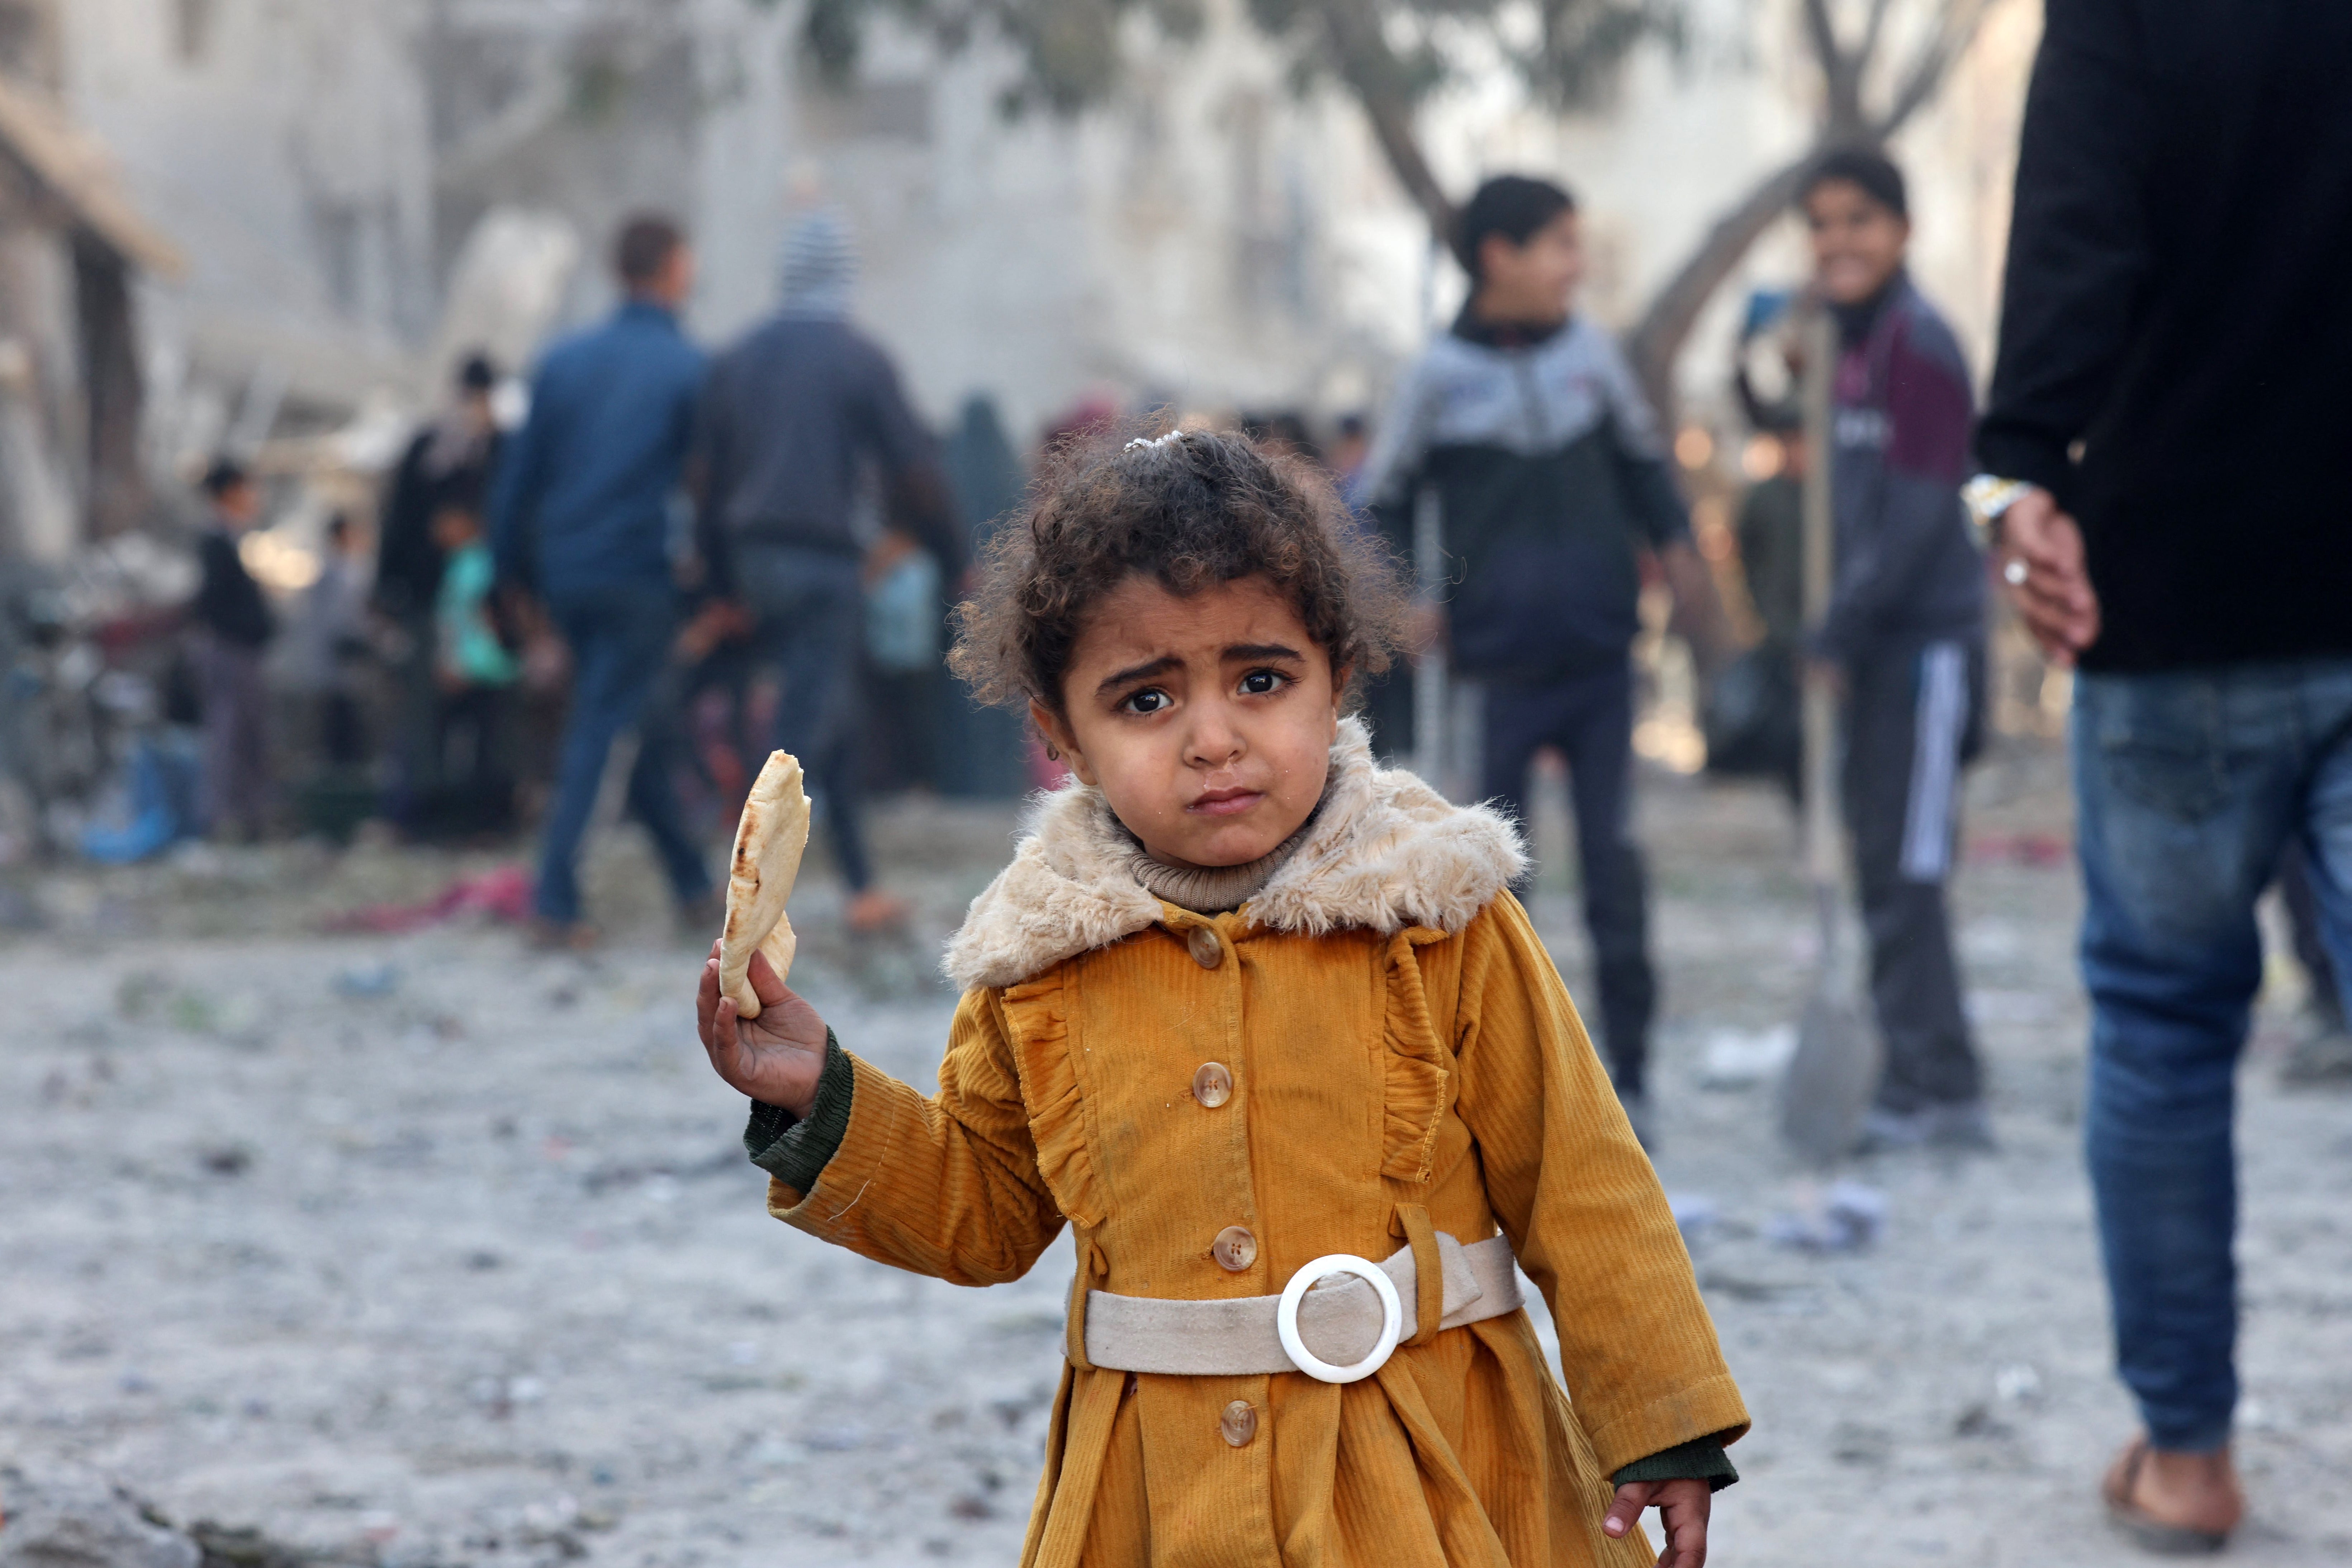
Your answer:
[1777,308,1876,1164]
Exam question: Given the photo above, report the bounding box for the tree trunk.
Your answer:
[1622,0,2004,422]
[1313,0,1457,242]
[1624,153,1812,421]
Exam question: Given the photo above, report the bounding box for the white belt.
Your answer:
[1081,1232,1523,1384]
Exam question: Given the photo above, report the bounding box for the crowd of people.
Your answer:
[177,208,1042,944]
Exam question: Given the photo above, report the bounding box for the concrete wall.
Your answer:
[52,0,2040,456]
[65,0,435,415]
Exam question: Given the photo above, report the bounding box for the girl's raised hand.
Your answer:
[697,940,830,1117]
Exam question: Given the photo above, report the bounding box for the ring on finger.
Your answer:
[2003,557,2029,586]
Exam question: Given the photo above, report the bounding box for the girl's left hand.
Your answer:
[1603,1478,1711,1567]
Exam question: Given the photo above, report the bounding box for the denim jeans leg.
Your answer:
[626,727,713,907]
[535,588,677,925]
[2073,672,2296,1453]
[2294,666,2352,1008]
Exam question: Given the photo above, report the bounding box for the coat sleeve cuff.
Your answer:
[1611,1436,1740,1492]
[743,1031,853,1193]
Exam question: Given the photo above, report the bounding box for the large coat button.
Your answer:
[1220,1399,1258,1447]
[1192,1062,1233,1108]
[1211,1225,1257,1271]
[1187,926,1223,968]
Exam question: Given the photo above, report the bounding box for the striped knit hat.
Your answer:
[779,208,856,318]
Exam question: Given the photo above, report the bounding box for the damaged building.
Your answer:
[0,0,176,565]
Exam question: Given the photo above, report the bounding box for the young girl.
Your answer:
[696,428,1746,1567]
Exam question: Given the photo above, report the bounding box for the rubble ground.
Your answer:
[4,743,2349,1566]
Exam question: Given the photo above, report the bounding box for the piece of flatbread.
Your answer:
[719,751,811,1019]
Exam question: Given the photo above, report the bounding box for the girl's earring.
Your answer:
[1045,744,1062,761]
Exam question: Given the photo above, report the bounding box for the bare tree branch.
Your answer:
[1625,152,1812,415]
[1855,0,1897,75]
[1872,0,1997,137]
[1310,0,1458,241]
[1799,0,1864,133]
[1625,0,2010,422]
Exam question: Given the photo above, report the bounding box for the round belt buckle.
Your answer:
[1276,1253,1403,1384]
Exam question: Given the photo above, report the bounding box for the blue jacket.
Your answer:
[490,300,704,602]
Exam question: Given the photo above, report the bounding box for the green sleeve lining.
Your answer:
[1611,1436,1739,1492]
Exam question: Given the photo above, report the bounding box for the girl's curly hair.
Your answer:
[950,424,1412,717]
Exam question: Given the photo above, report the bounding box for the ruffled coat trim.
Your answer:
[942,718,1527,993]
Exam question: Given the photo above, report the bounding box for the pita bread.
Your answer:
[719,751,811,1019]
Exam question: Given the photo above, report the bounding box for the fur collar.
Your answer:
[943,718,1526,991]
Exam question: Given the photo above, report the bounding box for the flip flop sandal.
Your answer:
[2102,1438,2231,1556]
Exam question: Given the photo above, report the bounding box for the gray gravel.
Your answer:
[3,751,2348,1566]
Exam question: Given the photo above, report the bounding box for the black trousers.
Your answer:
[431,683,516,837]
[1843,638,1984,1112]
[1480,663,1656,1094]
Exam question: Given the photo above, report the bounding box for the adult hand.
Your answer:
[1998,488,2100,665]
[1603,1478,1711,1567]
[696,940,830,1118]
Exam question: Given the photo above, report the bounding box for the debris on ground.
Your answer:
[1765,1179,1888,1253]
[0,1460,199,1568]
[1696,1025,1797,1089]
[321,864,530,934]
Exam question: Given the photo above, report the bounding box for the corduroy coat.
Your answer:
[768,721,1748,1566]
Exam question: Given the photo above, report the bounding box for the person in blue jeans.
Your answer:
[490,215,714,946]
[1977,0,2352,1548]
[694,208,966,935]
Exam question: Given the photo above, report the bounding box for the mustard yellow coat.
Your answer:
[769,722,1748,1566]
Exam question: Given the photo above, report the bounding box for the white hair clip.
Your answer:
[1123,431,1187,453]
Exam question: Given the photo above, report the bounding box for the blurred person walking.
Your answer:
[490,217,714,946]
[1797,149,1991,1153]
[188,458,275,840]
[695,208,965,933]
[292,513,372,772]
[374,354,503,829]
[1358,174,1697,1142]
[429,503,519,837]
[1975,0,2352,1549]
[936,393,1029,800]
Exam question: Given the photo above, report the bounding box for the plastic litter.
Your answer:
[323,864,530,934]
[1766,1180,1887,1253]
[332,963,400,998]
[1698,1026,1798,1089]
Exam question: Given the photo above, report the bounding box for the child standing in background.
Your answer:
[188,458,275,840]
[430,505,519,836]
[1798,147,1991,1153]
[696,427,1746,1567]
[1356,175,1703,1148]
